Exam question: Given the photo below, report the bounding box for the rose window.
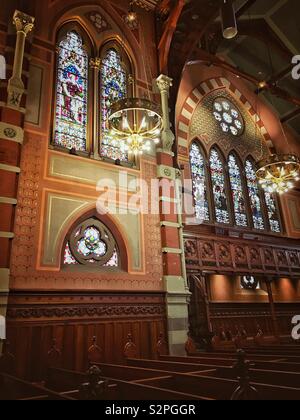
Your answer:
[213,98,244,137]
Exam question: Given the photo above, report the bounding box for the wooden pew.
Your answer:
[138,372,300,400]
[46,367,210,400]
[159,355,300,373]
[126,357,300,394]
[0,372,74,400]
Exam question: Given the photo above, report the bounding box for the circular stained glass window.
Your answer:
[213,98,244,137]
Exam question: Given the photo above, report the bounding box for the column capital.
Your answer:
[156,74,173,93]
[13,10,35,36]
[89,57,101,70]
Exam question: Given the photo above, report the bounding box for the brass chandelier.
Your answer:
[257,154,300,194]
[107,2,163,157]
[108,97,162,156]
[255,41,300,195]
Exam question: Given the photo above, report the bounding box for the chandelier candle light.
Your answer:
[256,154,300,194]
[108,3,163,156]
[108,97,162,156]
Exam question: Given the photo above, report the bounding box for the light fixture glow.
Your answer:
[108,98,162,156]
[256,154,300,194]
[221,0,238,40]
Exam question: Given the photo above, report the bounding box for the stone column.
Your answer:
[7,11,35,109]
[156,74,190,355]
[90,57,101,159]
[0,10,34,353]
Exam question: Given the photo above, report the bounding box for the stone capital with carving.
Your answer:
[89,57,101,70]
[156,74,173,94]
[13,10,35,35]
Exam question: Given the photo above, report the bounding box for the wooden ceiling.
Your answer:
[155,0,300,137]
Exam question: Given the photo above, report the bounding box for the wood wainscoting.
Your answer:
[5,291,167,381]
[210,303,298,337]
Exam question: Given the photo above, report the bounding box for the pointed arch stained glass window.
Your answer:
[190,142,210,221]
[100,48,127,161]
[209,149,230,224]
[228,154,248,227]
[264,192,281,233]
[54,31,88,151]
[245,160,265,230]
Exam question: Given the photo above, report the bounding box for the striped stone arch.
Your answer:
[177,77,275,157]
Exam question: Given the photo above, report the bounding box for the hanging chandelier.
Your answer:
[108,98,162,156]
[123,1,139,31]
[256,154,300,194]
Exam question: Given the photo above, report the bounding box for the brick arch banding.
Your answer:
[177,77,275,158]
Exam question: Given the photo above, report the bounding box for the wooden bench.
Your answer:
[46,367,210,400]
[0,372,75,400]
[137,372,300,400]
[160,355,300,373]
[126,357,300,396]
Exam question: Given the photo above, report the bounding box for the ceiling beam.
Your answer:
[281,108,300,123]
[191,47,300,107]
[158,0,186,74]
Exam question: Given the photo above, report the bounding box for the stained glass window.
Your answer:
[63,218,119,268]
[245,160,265,230]
[209,149,230,224]
[190,142,210,221]
[54,31,88,151]
[264,192,281,233]
[100,48,128,161]
[213,98,244,137]
[228,154,248,227]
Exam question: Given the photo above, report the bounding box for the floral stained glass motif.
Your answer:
[100,48,128,161]
[264,192,281,233]
[54,31,88,151]
[228,154,248,227]
[77,227,107,257]
[213,98,244,137]
[190,142,210,221]
[209,149,230,224]
[245,160,265,230]
[64,242,119,267]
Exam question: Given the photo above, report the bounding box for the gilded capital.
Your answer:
[156,74,173,93]
[13,10,35,35]
[89,57,101,70]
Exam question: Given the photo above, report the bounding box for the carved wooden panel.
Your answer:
[184,234,300,276]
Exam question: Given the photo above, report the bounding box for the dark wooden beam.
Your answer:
[191,47,300,108]
[235,0,257,18]
[158,0,185,74]
[281,108,300,123]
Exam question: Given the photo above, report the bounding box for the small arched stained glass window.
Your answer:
[63,218,119,268]
[245,160,265,230]
[189,142,210,221]
[100,48,128,161]
[228,154,248,227]
[209,149,230,224]
[54,31,89,151]
[213,98,244,137]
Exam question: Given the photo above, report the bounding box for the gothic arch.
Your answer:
[59,206,129,271]
[177,77,274,158]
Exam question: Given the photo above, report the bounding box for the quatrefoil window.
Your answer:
[67,218,117,266]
